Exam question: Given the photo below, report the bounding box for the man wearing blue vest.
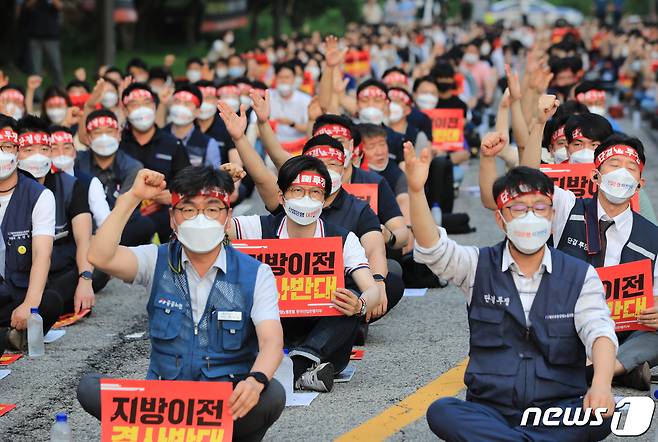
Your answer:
[231,155,380,392]
[77,166,285,441]
[405,141,617,441]
[0,115,61,355]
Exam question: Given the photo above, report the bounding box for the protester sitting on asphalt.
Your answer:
[77,166,285,441]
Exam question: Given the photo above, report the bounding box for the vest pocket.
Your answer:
[547,321,580,365]
[221,320,245,351]
[469,306,506,348]
[149,349,183,380]
[150,304,184,340]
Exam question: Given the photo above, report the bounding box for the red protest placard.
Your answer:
[0,404,16,417]
[344,51,371,78]
[596,260,654,332]
[540,163,640,210]
[0,353,22,366]
[343,183,378,214]
[233,237,344,317]
[53,308,91,329]
[422,108,464,152]
[280,137,307,156]
[350,349,365,360]
[100,379,233,442]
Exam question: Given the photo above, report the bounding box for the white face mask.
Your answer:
[359,106,385,125]
[18,153,51,178]
[51,155,74,172]
[416,93,438,110]
[599,167,639,204]
[277,83,294,97]
[501,211,551,255]
[0,151,17,179]
[198,102,216,120]
[569,148,595,164]
[5,103,23,120]
[553,147,568,164]
[186,69,202,83]
[294,76,303,89]
[463,53,479,65]
[169,104,196,126]
[176,215,225,253]
[221,97,240,113]
[150,85,162,95]
[128,106,156,131]
[328,169,342,194]
[284,196,323,226]
[101,91,118,108]
[46,107,67,124]
[368,160,388,172]
[90,134,119,157]
[215,68,228,78]
[240,96,253,108]
[588,105,606,116]
[388,102,404,123]
[306,66,320,80]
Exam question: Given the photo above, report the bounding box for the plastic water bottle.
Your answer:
[27,308,45,357]
[431,203,442,226]
[273,349,294,398]
[50,412,72,442]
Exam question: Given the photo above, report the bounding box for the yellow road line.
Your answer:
[335,357,468,442]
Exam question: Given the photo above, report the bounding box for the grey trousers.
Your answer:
[618,330,658,372]
[77,373,285,442]
[29,38,63,86]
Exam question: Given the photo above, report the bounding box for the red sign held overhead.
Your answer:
[343,183,378,214]
[100,379,233,442]
[422,108,465,152]
[233,237,344,317]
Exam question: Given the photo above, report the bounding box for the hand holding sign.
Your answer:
[332,288,361,316]
[537,94,559,123]
[637,305,658,329]
[403,141,431,193]
[129,169,167,202]
[480,131,508,157]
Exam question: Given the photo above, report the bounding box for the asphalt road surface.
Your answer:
[1,117,657,441]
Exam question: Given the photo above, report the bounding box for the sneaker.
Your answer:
[7,329,27,352]
[295,362,334,392]
[616,362,651,391]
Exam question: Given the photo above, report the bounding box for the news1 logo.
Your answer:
[520,397,655,436]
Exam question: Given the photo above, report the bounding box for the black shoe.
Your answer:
[354,323,369,346]
[615,362,651,391]
[0,327,8,356]
[295,362,334,392]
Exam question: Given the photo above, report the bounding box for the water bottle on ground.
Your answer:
[27,308,45,357]
[273,349,294,398]
[431,203,442,226]
[50,412,72,442]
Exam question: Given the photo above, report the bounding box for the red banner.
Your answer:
[280,137,307,156]
[233,237,344,317]
[0,404,15,417]
[343,183,378,214]
[344,51,371,78]
[423,108,464,152]
[596,260,655,332]
[540,163,639,211]
[0,353,22,366]
[54,308,91,328]
[100,379,233,442]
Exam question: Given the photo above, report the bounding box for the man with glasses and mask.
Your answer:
[76,166,285,442]
[406,138,617,440]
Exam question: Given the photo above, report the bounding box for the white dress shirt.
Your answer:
[413,227,618,359]
[268,89,311,142]
[130,244,280,325]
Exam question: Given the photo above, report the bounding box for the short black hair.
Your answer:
[186,57,203,67]
[66,79,91,92]
[382,67,408,80]
[17,115,49,134]
[174,83,203,107]
[148,66,169,82]
[302,134,345,155]
[274,61,296,75]
[564,113,613,143]
[85,108,119,127]
[0,114,17,131]
[0,84,25,97]
[594,135,646,168]
[358,123,387,140]
[104,66,123,77]
[121,82,156,104]
[170,166,235,202]
[278,155,332,199]
[431,61,455,79]
[412,76,438,93]
[574,80,603,96]
[126,57,148,73]
[492,166,554,205]
[549,56,582,75]
[195,80,215,89]
[553,100,589,121]
[48,125,73,135]
[250,80,267,90]
[357,79,388,98]
[313,114,361,146]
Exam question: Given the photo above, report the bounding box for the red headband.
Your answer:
[18,132,51,148]
[576,90,606,103]
[496,188,552,210]
[291,171,327,189]
[595,144,643,171]
[46,96,67,107]
[383,72,408,86]
[217,85,240,97]
[314,124,352,140]
[304,145,346,163]
[86,116,118,132]
[0,129,17,144]
[551,125,565,144]
[171,188,230,208]
[50,131,73,144]
[357,86,388,101]
[571,128,587,141]
[388,89,411,106]
[172,91,201,107]
[122,89,153,105]
[0,89,24,103]
[199,86,217,97]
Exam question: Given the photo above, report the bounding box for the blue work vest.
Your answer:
[49,171,78,273]
[556,194,658,273]
[185,127,213,167]
[466,242,589,415]
[146,241,260,381]
[1,172,47,289]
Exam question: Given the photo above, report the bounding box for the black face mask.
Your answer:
[437,82,455,92]
[553,83,576,99]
